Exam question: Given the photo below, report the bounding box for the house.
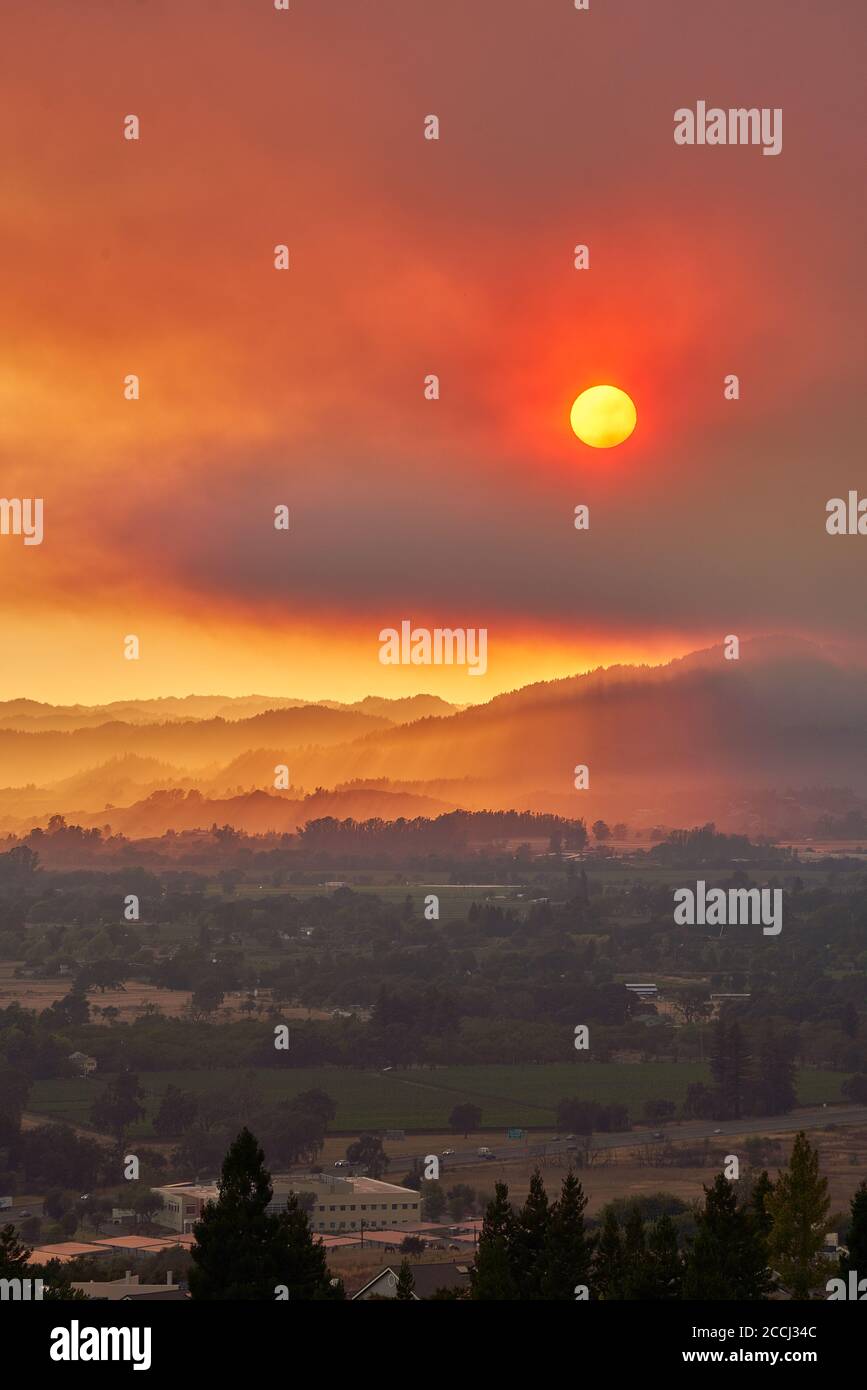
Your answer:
[68,1051,97,1075]
[353,1262,471,1300]
[72,1274,188,1301]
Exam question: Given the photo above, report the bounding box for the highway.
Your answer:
[417,1105,867,1170]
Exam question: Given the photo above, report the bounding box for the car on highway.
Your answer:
[713,1128,722,1134]
[441,1148,455,1156]
[334,1159,349,1168]
[18,1209,31,1217]
[651,1132,665,1140]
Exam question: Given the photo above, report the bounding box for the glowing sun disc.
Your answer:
[570,384,637,448]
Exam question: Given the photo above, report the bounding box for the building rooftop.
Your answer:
[29,1242,107,1259]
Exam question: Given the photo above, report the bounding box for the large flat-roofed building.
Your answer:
[154,1174,421,1235]
[304,1175,421,1234]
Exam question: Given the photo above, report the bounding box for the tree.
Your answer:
[421,1181,446,1222]
[841,1181,867,1276]
[593,1208,624,1300]
[512,1169,551,1299]
[541,1170,592,1300]
[645,1214,683,1300]
[672,990,712,1026]
[555,1097,597,1136]
[592,820,611,842]
[841,1074,867,1104]
[682,1173,774,1300]
[683,1082,716,1120]
[189,1127,343,1300]
[767,1132,833,1298]
[129,1186,164,1226]
[190,979,225,1019]
[293,1089,337,1127]
[395,1258,416,1299]
[153,1084,198,1139]
[89,1073,145,1143]
[644,1099,677,1124]
[449,1103,482,1138]
[0,1224,29,1279]
[749,1028,797,1116]
[750,1170,775,1240]
[619,1205,648,1299]
[346,1134,389,1179]
[710,1015,752,1120]
[470,1182,517,1300]
[447,1184,477,1221]
[0,1067,31,1144]
[43,1190,73,1222]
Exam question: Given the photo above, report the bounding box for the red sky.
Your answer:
[1,0,864,702]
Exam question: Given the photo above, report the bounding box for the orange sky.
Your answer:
[1,1,864,703]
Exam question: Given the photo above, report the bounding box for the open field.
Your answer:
[226,880,521,922]
[0,963,331,1024]
[28,1062,853,1137]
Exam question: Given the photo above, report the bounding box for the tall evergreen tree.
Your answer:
[841,1181,867,1277]
[512,1169,551,1300]
[593,1208,625,1300]
[190,1127,342,1300]
[395,1259,415,1300]
[619,1205,648,1299]
[682,1174,774,1300]
[645,1214,683,1300]
[541,1170,592,1300]
[470,1182,518,1300]
[750,1170,775,1239]
[0,1223,29,1279]
[767,1131,833,1298]
[710,1014,752,1120]
[750,1028,797,1116]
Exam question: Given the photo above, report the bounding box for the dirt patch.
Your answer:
[0,963,329,1024]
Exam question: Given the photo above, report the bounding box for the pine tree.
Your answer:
[710,1014,752,1119]
[512,1169,551,1299]
[541,1170,592,1300]
[841,1181,867,1276]
[767,1131,833,1298]
[470,1182,518,1300]
[619,1205,648,1299]
[750,1170,775,1239]
[0,1223,29,1278]
[750,1028,797,1116]
[682,1174,774,1300]
[593,1208,625,1300]
[190,1127,342,1300]
[645,1214,683,1300]
[395,1259,415,1300]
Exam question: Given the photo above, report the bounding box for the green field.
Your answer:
[224,881,519,923]
[29,1063,852,1137]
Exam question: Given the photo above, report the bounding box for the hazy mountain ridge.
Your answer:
[1,638,864,835]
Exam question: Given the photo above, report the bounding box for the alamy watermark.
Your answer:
[0,497,43,545]
[379,621,487,676]
[674,102,782,157]
[673,881,782,935]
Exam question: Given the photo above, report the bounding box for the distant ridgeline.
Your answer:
[0,809,590,871]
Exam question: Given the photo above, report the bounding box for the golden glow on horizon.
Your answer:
[0,610,696,706]
[570,385,637,449]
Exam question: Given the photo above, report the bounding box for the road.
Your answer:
[417,1105,867,1170]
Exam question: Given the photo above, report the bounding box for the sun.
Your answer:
[570,384,637,448]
